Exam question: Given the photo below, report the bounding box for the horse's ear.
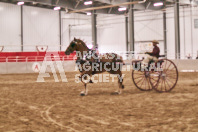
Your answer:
[74,37,77,41]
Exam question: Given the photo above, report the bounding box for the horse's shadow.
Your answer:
[82,88,153,96]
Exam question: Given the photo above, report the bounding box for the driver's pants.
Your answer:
[142,54,158,65]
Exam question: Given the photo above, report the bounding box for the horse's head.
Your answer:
[65,38,79,55]
[65,37,88,55]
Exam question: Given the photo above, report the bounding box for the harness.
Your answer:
[85,50,100,62]
[75,49,101,75]
[75,49,100,64]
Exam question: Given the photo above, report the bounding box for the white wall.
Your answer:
[61,13,91,51]
[165,6,198,59]
[134,7,198,59]
[0,2,21,52]
[97,14,126,53]
[23,6,60,51]
[0,2,92,52]
[134,11,164,42]
[96,12,164,54]
[134,11,164,55]
[0,2,197,59]
[96,7,198,59]
[181,7,198,59]
[166,9,175,59]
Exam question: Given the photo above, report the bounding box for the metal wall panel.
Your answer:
[134,11,163,42]
[0,2,197,58]
[97,14,126,53]
[23,6,60,51]
[0,2,21,52]
[61,13,91,51]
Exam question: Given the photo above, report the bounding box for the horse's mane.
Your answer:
[78,39,89,50]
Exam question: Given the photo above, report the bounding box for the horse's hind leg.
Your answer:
[116,71,124,94]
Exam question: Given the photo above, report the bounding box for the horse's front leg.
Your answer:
[80,82,87,96]
[115,71,124,94]
[79,72,91,96]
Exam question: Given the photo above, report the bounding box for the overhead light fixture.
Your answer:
[153,2,163,7]
[84,1,93,5]
[87,12,91,15]
[17,2,24,6]
[118,7,127,11]
[54,7,61,11]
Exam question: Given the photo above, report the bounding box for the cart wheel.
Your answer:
[152,59,178,92]
[132,70,152,91]
[149,70,161,89]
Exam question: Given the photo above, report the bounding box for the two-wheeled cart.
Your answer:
[131,55,178,92]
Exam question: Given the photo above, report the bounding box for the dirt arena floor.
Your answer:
[0,71,198,132]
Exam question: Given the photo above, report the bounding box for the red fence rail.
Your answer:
[0,51,76,62]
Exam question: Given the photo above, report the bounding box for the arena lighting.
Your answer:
[17,1,24,5]
[87,12,91,15]
[84,1,93,5]
[54,6,61,11]
[153,2,163,7]
[118,7,127,11]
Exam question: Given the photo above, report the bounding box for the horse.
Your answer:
[65,38,125,96]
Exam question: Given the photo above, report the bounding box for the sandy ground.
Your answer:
[0,71,198,132]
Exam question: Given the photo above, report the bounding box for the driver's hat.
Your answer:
[152,40,159,44]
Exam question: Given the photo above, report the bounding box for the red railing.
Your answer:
[0,51,76,62]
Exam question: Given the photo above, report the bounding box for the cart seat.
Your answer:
[132,60,142,64]
[159,55,166,58]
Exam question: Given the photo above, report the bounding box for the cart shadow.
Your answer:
[87,89,155,96]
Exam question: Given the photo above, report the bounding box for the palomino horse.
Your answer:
[65,38,124,96]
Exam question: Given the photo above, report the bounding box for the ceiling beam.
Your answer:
[21,0,74,8]
[69,0,146,13]
[145,0,151,9]
[108,7,112,14]
[74,0,81,9]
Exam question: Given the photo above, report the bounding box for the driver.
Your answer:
[142,40,160,65]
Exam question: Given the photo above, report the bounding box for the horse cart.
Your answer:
[131,55,179,92]
[65,38,178,95]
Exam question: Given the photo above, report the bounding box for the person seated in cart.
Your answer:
[141,40,160,67]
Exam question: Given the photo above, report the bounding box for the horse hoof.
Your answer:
[80,93,86,96]
[89,80,93,83]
